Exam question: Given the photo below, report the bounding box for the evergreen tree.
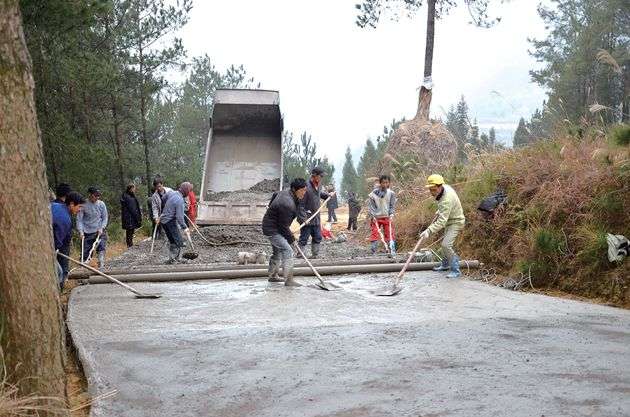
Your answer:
[340,147,359,200]
[513,117,530,147]
[530,0,629,124]
[356,138,378,198]
[489,127,497,147]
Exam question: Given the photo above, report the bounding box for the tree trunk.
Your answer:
[416,0,435,120]
[0,2,69,416]
[111,93,126,190]
[138,40,152,197]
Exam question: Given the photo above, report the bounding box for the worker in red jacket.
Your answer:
[183,182,197,225]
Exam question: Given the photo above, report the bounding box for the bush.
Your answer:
[609,124,630,146]
[392,132,630,306]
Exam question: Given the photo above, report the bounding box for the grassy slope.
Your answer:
[395,131,630,306]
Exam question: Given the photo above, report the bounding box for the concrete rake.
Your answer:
[57,252,162,299]
[294,244,340,291]
[377,233,427,296]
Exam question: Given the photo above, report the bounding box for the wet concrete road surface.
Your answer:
[68,272,630,417]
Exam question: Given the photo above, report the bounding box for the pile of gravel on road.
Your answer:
[106,225,371,269]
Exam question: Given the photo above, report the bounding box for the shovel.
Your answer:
[299,194,333,230]
[293,244,339,291]
[377,233,427,296]
[84,233,101,264]
[182,229,199,260]
[80,236,85,263]
[57,251,161,299]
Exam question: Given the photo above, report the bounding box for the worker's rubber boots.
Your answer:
[446,255,461,278]
[166,244,179,265]
[283,258,301,287]
[433,258,450,271]
[97,252,105,269]
[268,258,283,282]
[311,243,320,259]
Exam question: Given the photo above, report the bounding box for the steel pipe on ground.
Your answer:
[69,256,404,279]
[86,260,481,284]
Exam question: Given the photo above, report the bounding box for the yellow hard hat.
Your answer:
[425,174,445,188]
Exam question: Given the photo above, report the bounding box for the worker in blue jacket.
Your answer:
[51,191,85,289]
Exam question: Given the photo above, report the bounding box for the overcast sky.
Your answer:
[179,0,549,179]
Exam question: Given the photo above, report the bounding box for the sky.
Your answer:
[179,0,550,182]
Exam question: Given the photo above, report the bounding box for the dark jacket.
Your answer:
[262,190,299,243]
[121,191,142,230]
[326,193,338,210]
[298,179,329,225]
[348,196,361,218]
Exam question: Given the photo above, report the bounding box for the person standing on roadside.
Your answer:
[184,182,197,225]
[121,183,143,248]
[297,167,333,259]
[160,183,191,264]
[326,184,338,223]
[262,178,308,286]
[77,187,109,269]
[151,177,172,239]
[51,191,85,289]
[347,191,361,231]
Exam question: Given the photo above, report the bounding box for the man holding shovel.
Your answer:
[160,183,192,264]
[419,174,465,278]
[368,175,397,255]
[262,178,308,286]
[77,187,109,269]
[297,167,333,259]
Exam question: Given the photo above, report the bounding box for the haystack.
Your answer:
[382,116,458,178]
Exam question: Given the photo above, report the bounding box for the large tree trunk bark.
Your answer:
[416,0,435,120]
[0,2,69,415]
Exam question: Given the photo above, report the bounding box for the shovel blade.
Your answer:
[315,283,332,291]
[377,285,403,296]
[182,252,198,260]
[134,293,162,299]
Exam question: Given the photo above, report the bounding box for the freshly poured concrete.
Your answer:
[68,272,630,417]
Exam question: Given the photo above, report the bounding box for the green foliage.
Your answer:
[529,0,629,127]
[445,96,498,158]
[513,117,531,147]
[282,132,335,183]
[340,147,359,201]
[534,228,565,256]
[608,124,630,146]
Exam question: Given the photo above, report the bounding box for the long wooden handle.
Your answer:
[299,195,332,230]
[57,251,145,296]
[392,234,427,287]
[294,244,326,286]
[373,218,390,253]
[150,223,158,253]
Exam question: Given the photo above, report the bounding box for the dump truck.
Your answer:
[197,89,283,225]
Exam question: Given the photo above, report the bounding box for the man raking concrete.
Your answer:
[419,174,465,278]
[262,178,307,286]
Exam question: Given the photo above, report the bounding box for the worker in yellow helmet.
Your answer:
[418,174,465,278]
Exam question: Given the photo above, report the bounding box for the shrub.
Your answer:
[609,124,630,146]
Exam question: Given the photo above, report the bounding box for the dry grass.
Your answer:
[394,130,630,306]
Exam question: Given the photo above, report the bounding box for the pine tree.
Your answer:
[513,117,530,147]
[341,147,358,200]
[357,138,378,198]
[489,127,497,146]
